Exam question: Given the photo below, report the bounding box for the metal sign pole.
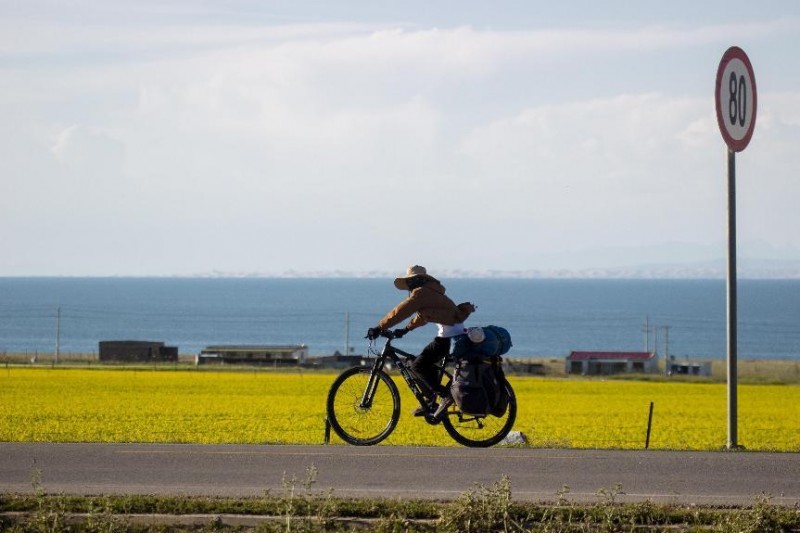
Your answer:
[726,148,738,449]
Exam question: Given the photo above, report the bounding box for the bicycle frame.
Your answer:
[361,337,452,412]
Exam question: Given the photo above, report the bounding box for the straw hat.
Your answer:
[394,265,438,290]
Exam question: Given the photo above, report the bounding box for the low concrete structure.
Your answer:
[505,359,547,375]
[305,352,367,369]
[196,345,308,366]
[566,351,658,375]
[668,360,712,376]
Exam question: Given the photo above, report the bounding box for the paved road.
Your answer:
[1,443,798,506]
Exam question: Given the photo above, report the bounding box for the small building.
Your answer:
[99,341,179,362]
[668,360,712,377]
[196,345,308,366]
[566,351,658,376]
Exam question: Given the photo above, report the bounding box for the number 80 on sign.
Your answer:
[715,46,757,152]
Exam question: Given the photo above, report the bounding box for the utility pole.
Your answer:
[653,325,659,357]
[642,316,651,352]
[662,326,671,359]
[55,306,61,364]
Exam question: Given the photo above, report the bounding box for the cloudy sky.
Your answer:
[2,1,799,276]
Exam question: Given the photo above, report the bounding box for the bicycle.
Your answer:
[326,330,517,448]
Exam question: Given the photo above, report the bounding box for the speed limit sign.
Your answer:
[715,46,757,152]
[716,46,757,450]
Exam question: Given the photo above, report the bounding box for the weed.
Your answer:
[718,493,792,533]
[277,464,336,533]
[595,482,626,506]
[27,467,71,533]
[84,495,129,533]
[534,485,579,532]
[555,484,571,507]
[585,483,627,531]
[438,475,516,533]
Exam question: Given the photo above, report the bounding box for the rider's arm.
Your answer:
[377,291,425,330]
[406,300,472,331]
[405,314,428,331]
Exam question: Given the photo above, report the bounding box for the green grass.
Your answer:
[2,472,799,532]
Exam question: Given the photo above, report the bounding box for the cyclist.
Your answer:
[367,265,476,416]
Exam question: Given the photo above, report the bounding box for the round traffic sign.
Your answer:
[715,46,757,152]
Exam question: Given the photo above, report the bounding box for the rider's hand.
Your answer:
[392,327,408,339]
[459,301,477,314]
[366,327,382,340]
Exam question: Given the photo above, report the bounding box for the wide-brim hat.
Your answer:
[394,265,438,290]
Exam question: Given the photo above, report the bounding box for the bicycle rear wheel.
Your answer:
[441,381,517,448]
[326,366,400,446]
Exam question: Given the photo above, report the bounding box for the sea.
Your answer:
[1,277,799,360]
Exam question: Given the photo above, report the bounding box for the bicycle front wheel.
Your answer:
[326,366,400,446]
[442,381,517,448]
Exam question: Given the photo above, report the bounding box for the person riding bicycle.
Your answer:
[367,265,476,416]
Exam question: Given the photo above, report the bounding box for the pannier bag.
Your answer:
[451,357,510,417]
[450,325,513,417]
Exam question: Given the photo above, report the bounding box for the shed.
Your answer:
[99,341,178,362]
[566,351,658,375]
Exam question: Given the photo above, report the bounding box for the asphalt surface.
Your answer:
[1,443,798,506]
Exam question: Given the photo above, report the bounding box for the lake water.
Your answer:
[1,277,799,360]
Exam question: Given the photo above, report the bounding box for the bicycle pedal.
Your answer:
[413,404,435,417]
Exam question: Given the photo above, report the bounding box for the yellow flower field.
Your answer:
[1,367,797,451]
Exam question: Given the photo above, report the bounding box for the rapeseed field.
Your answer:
[1,367,797,450]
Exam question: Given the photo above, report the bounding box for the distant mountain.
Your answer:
[193,260,800,280]
[188,241,800,279]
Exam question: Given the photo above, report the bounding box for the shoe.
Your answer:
[431,396,454,420]
[413,401,437,417]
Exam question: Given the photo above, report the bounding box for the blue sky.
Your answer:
[2,1,799,276]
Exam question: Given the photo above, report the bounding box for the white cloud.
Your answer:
[51,125,125,173]
[2,12,800,275]
[459,94,720,213]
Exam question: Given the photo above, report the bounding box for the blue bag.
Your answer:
[479,325,513,357]
[452,325,512,359]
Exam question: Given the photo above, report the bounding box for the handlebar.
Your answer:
[366,329,398,341]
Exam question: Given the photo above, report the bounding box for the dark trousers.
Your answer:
[410,336,451,398]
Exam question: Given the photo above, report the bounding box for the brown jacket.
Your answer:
[377,280,474,331]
